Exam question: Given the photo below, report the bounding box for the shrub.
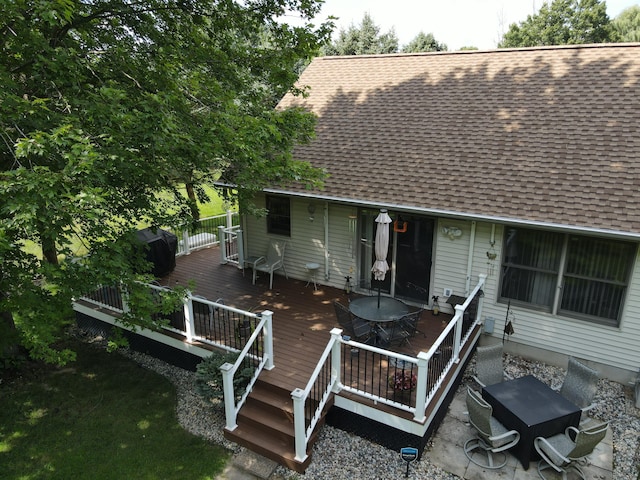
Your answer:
[195,351,253,403]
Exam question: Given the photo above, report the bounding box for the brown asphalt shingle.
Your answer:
[276,44,640,235]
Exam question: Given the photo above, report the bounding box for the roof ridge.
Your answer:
[316,42,640,61]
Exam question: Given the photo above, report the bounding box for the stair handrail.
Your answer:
[221,310,274,431]
[291,327,343,463]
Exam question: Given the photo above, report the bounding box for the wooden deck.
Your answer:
[161,246,452,393]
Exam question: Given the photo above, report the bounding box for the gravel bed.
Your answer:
[109,337,638,480]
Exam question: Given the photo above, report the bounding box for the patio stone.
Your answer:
[426,385,615,480]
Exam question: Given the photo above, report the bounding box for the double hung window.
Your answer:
[266,195,291,236]
[500,227,635,326]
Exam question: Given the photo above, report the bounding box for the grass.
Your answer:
[0,339,229,480]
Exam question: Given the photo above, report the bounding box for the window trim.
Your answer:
[265,195,291,237]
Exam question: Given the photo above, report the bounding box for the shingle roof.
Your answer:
[276,44,640,236]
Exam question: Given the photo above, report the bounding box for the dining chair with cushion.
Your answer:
[473,343,512,388]
[464,387,520,469]
[252,239,288,289]
[534,422,608,480]
[557,357,599,413]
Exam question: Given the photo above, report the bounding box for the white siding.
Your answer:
[243,196,354,290]
[244,197,640,381]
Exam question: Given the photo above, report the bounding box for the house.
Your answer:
[240,43,640,385]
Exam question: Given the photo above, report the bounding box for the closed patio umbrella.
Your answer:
[372,209,392,307]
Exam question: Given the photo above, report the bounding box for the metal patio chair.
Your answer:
[399,308,425,339]
[534,422,608,480]
[377,320,411,348]
[464,387,520,469]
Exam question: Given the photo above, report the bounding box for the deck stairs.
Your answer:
[224,374,332,473]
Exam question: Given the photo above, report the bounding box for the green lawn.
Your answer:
[0,340,229,480]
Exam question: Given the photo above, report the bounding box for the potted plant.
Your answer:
[389,370,417,403]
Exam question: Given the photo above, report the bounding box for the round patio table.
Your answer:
[349,296,409,322]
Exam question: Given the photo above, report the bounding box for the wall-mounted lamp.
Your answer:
[307,203,316,222]
[441,226,462,240]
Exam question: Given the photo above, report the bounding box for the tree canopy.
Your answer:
[0,0,332,365]
[612,5,640,42]
[499,0,617,47]
[322,13,398,55]
[402,32,448,53]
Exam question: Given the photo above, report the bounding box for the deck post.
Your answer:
[184,293,195,342]
[330,328,343,392]
[220,362,237,430]
[262,310,275,370]
[414,351,429,422]
[120,282,130,314]
[218,226,226,264]
[182,229,191,255]
[236,229,245,268]
[453,305,465,362]
[291,388,308,463]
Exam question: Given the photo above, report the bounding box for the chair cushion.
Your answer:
[538,433,575,466]
[489,418,516,448]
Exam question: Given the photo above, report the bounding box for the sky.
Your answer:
[309,0,640,50]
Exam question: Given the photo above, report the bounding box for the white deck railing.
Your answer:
[291,274,487,462]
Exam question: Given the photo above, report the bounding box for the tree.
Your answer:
[499,0,617,48]
[402,32,448,53]
[323,13,398,55]
[612,5,640,42]
[0,0,332,365]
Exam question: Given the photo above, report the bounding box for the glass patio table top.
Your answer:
[349,296,410,322]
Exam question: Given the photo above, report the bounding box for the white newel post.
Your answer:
[453,305,465,362]
[184,293,194,342]
[218,226,226,264]
[220,362,237,430]
[226,209,233,229]
[291,388,307,462]
[120,282,130,314]
[330,328,343,392]
[414,351,429,422]
[236,229,245,268]
[476,274,487,323]
[182,229,191,255]
[262,310,275,370]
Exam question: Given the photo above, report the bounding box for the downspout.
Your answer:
[465,221,477,295]
[324,202,330,281]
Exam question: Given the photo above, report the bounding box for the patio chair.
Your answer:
[557,357,599,413]
[333,301,373,343]
[252,239,288,289]
[377,320,411,348]
[399,308,425,339]
[464,387,520,469]
[534,422,608,480]
[473,343,511,388]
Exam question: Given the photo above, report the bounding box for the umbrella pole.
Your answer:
[377,284,381,308]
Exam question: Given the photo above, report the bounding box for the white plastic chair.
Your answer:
[252,240,288,289]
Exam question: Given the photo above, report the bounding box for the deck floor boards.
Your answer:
[161,246,452,392]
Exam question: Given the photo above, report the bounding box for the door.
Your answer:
[358,210,434,304]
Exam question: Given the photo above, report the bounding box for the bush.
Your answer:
[195,351,253,403]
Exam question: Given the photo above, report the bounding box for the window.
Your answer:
[500,227,636,326]
[266,195,290,236]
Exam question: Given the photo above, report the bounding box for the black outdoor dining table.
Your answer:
[482,374,582,470]
[349,296,409,322]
